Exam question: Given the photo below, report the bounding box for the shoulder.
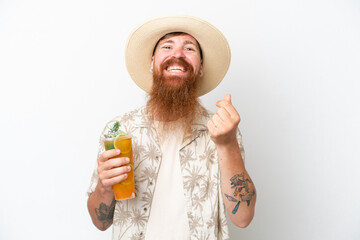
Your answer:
[109,106,146,124]
[101,106,147,138]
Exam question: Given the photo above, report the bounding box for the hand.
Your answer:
[207,94,241,146]
[97,149,131,192]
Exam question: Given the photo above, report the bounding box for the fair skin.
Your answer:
[207,93,256,227]
[87,33,256,230]
[151,34,203,89]
[87,149,130,230]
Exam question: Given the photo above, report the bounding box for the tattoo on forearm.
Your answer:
[95,198,116,229]
[224,173,256,214]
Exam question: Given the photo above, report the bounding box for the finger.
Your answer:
[98,149,120,163]
[207,119,217,130]
[217,102,239,121]
[216,106,231,120]
[224,94,231,103]
[102,165,132,179]
[102,157,130,170]
[207,120,218,137]
[215,94,232,107]
[102,174,129,187]
[216,100,230,108]
[212,114,225,129]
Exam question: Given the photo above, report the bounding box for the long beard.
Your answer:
[146,58,201,135]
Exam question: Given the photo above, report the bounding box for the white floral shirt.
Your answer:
[87,106,245,240]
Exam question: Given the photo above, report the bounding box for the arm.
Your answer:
[87,149,131,231]
[207,94,256,228]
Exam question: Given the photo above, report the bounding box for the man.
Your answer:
[87,15,256,239]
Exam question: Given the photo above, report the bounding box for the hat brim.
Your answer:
[125,15,231,97]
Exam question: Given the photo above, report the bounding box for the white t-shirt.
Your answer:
[145,126,190,240]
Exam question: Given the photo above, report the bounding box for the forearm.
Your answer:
[87,182,116,231]
[217,139,256,228]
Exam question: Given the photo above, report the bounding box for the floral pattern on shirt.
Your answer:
[87,106,245,240]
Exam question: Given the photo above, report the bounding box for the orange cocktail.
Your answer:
[104,135,135,200]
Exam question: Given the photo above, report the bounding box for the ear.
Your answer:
[151,56,154,69]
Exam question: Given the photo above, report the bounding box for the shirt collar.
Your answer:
[136,105,211,147]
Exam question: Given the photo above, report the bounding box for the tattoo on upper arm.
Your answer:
[224,173,256,214]
[95,198,116,229]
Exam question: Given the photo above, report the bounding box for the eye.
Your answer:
[162,45,171,49]
[185,47,195,51]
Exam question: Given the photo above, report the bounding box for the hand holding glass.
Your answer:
[104,136,135,200]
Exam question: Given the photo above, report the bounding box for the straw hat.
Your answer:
[125,15,231,96]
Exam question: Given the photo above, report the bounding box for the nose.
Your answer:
[172,47,185,58]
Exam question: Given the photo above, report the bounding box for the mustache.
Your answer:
[160,58,194,72]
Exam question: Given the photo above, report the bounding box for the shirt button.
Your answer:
[144,207,147,212]
[155,156,159,160]
[149,181,153,185]
[140,232,143,236]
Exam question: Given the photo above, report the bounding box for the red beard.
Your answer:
[146,57,201,133]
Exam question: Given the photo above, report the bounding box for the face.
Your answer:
[151,34,203,88]
[146,33,202,128]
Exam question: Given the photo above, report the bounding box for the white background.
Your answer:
[1,0,359,239]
